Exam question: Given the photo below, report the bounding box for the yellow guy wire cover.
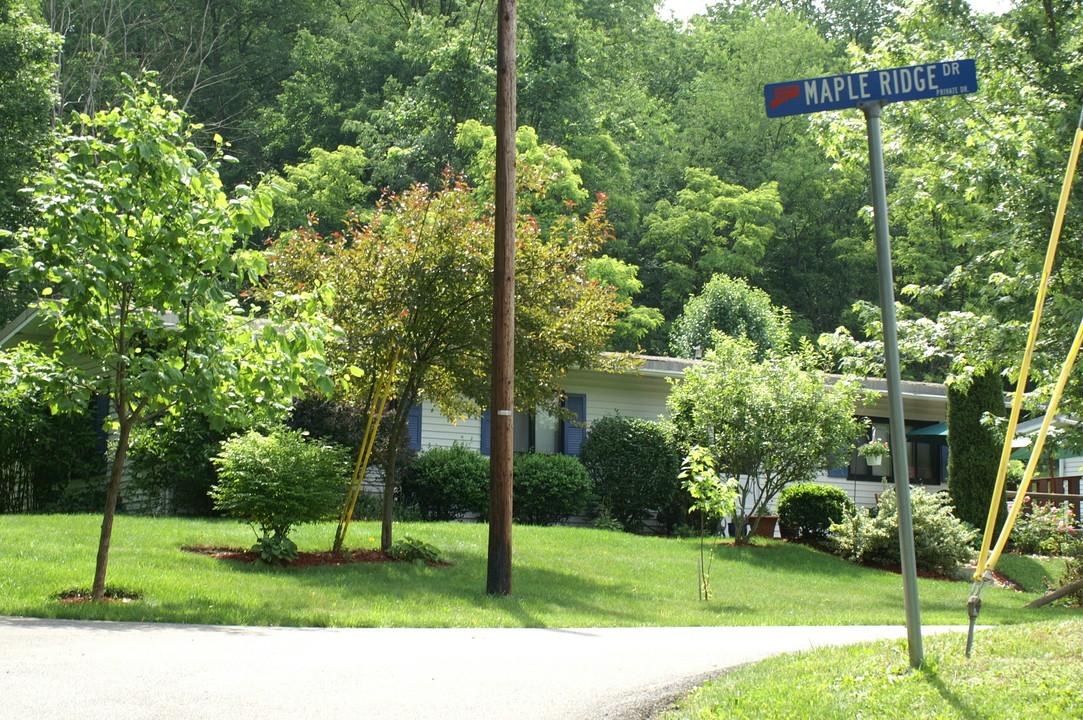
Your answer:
[974,122,1083,580]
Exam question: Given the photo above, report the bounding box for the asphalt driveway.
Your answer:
[0,617,967,719]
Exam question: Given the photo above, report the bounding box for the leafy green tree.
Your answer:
[0,0,60,325]
[0,78,335,600]
[947,368,1008,535]
[668,336,867,543]
[584,256,664,352]
[44,0,331,182]
[669,273,792,359]
[263,144,376,237]
[639,167,782,319]
[268,173,623,550]
[815,1,1083,417]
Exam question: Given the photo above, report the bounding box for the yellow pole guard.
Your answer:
[982,315,1083,576]
[974,126,1083,580]
[337,347,401,540]
[336,375,382,528]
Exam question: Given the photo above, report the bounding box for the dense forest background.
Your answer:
[4,0,1083,398]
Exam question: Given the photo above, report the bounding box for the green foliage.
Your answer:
[1011,501,1078,557]
[251,534,299,565]
[777,483,854,541]
[129,409,249,516]
[0,0,60,325]
[387,535,444,565]
[0,374,103,513]
[679,445,739,600]
[399,445,489,521]
[1057,541,1083,607]
[211,427,350,546]
[585,256,664,352]
[592,508,625,532]
[947,369,1007,534]
[0,0,59,228]
[828,487,977,575]
[669,336,867,543]
[264,144,376,237]
[0,76,336,595]
[640,168,783,319]
[511,453,594,526]
[268,175,622,548]
[669,273,792,359]
[579,415,681,532]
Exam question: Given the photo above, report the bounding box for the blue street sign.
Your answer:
[764,59,977,118]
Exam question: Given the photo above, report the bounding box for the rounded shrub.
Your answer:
[827,487,977,575]
[777,483,854,541]
[579,415,680,532]
[211,427,350,561]
[512,453,593,526]
[399,444,489,521]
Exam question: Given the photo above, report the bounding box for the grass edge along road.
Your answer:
[658,618,1083,720]
[0,514,1075,628]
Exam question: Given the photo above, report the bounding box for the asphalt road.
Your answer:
[0,617,967,719]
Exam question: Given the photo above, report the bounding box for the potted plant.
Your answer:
[858,439,890,467]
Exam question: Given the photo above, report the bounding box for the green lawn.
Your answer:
[0,514,1075,628]
[658,619,1083,719]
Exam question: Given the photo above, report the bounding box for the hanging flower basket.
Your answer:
[858,440,890,467]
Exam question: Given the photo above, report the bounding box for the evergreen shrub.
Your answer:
[827,487,977,575]
[399,444,489,521]
[579,415,680,532]
[777,483,854,540]
[512,452,593,526]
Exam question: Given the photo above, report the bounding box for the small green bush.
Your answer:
[399,444,489,521]
[579,415,680,532]
[512,453,593,526]
[777,483,854,541]
[211,427,350,559]
[827,487,977,575]
[388,535,445,564]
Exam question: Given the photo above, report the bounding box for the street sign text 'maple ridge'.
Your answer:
[764,59,977,118]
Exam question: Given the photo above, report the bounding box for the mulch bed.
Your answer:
[181,545,396,568]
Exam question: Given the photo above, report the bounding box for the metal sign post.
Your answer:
[764,59,978,669]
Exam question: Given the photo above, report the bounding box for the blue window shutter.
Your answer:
[480,409,492,455]
[826,452,850,478]
[406,403,422,451]
[562,394,586,457]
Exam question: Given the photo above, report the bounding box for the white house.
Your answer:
[407,355,951,510]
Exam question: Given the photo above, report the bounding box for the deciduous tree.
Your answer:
[668,336,867,543]
[268,172,623,550]
[0,77,335,600]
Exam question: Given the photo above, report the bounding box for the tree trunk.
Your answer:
[91,419,131,601]
[380,447,398,552]
[379,402,413,552]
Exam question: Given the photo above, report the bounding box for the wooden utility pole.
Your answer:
[487,0,516,597]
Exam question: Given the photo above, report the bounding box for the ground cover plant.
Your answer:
[658,619,1083,720]
[0,515,1072,628]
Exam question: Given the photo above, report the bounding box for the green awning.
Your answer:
[907,422,947,444]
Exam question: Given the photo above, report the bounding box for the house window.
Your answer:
[832,419,945,485]
[480,393,587,457]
